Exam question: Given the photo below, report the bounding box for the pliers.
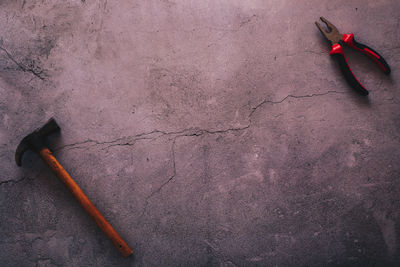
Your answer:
[315,17,391,96]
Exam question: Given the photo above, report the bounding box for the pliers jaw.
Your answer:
[315,17,342,45]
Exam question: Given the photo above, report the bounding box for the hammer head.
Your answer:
[15,118,61,166]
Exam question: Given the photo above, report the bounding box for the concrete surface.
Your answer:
[1,0,399,266]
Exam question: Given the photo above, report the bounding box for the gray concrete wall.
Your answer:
[1,0,399,266]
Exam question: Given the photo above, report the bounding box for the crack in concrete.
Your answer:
[147,138,177,200]
[136,90,347,214]
[55,130,169,151]
[137,124,258,218]
[56,126,251,152]
[139,137,177,219]
[53,90,346,220]
[0,44,45,80]
[0,176,27,186]
[55,137,127,151]
[0,168,44,187]
[52,90,343,149]
[249,90,346,119]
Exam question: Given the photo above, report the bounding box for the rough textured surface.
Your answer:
[1,0,399,266]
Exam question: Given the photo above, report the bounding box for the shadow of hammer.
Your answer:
[15,118,133,258]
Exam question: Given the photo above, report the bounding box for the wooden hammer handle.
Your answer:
[39,148,133,258]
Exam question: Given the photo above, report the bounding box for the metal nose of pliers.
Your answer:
[315,17,341,44]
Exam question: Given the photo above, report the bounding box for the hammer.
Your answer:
[15,118,133,258]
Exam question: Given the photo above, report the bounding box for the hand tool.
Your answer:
[15,118,133,258]
[315,17,391,95]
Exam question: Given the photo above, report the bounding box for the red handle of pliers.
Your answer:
[330,44,369,96]
[342,33,391,74]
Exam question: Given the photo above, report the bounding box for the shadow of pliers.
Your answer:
[315,17,391,96]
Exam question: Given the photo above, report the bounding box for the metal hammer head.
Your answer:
[15,118,60,166]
